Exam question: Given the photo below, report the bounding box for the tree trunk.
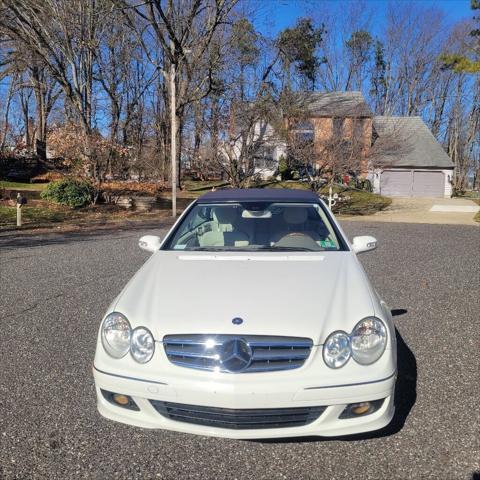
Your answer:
[0,77,16,152]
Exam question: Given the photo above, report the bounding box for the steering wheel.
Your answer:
[275,232,319,250]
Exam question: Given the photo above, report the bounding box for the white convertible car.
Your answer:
[93,189,396,439]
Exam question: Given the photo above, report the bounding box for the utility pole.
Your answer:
[170,40,177,218]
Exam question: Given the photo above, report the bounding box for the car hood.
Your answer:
[113,251,376,345]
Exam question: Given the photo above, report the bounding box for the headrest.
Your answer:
[213,206,238,224]
[283,207,308,224]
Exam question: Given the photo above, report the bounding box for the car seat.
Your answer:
[198,207,249,247]
[272,207,323,243]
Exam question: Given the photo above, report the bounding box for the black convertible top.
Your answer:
[197,188,319,204]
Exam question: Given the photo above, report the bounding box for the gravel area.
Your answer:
[0,221,479,480]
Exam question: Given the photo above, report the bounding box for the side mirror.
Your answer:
[352,235,377,254]
[138,235,162,253]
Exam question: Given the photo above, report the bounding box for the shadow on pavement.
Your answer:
[256,326,417,444]
[0,219,174,251]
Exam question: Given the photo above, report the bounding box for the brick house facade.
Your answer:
[251,91,453,197]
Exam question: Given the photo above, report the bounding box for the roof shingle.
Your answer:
[371,116,454,169]
[304,91,373,117]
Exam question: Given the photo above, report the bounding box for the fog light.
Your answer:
[101,389,140,411]
[339,399,384,419]
[113,394,129,406]
[351,402,370,415]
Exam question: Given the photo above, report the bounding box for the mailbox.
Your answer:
[16,194,27,206]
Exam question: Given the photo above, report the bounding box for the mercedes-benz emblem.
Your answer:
[219,338,252,373]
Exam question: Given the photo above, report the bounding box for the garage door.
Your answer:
[412,171,444,197]
[380,170,412,196]
[380,170,444,197]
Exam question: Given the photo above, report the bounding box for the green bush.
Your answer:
[41,178,93,208]
[278,155,292,180]
[357,178,373,192]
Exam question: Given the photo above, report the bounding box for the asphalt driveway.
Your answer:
[0,221,478,480]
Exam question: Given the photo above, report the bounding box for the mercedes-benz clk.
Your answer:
[93,189,396,439]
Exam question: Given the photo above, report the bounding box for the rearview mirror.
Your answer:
[241,209,272,219]
[352,235,377,254]
[138,235,162,253]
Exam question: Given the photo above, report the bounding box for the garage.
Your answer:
[380,170,445,198]
[380,170,412,197]
[372,116,454,198]
[412,171,445,197]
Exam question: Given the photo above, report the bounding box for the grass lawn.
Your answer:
[183,180,228,192]
[0,180,48,191]
[0,179,392,230]
[455,193,480,223]
[470,198,480,222]
[333,190,392,215]
[460,191,480,200]
[319,184,392,215]
[265,180,311,190]
[0,202,174,231]
[179,180,390,216]
[0,205,69,227]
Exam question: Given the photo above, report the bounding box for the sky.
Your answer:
[252,0,474,36]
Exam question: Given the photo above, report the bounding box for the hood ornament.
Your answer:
[220,338,252,372]
[232,317,243,325]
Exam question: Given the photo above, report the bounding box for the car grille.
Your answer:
[150,401,326,430]
[163,334,313,373]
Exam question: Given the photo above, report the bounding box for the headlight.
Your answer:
[323,331,351,368]
[130,327,155,363]
[350,317,387,365]
[101,312,131,358]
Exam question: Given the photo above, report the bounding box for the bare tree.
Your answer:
[0,0,104,175]
[116,0,239,184]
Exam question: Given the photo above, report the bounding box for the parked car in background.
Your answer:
[93,189,396,439]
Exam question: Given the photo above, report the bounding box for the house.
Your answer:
[251,91,372,179]
[218,118,287,180]
[249,91,453,197]
[251,121,286,179]
[369,116,454,198]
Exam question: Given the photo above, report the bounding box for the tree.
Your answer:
[0,38,61,157]
[0,0,103,176]
[439,2,480,191]
[231,18,259,101]
[345,30,373,90]
[0,0,476,197]
[370,40,387,114]
[277,18,324,91]
[117,0,239,189]
[441,0,480,73]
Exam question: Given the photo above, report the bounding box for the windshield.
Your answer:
[163,202,346,252]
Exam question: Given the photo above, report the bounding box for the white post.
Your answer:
[16,193,22,226]
[328,185,333,210]
[170,41,177,218]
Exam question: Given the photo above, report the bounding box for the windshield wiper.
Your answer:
[185,246,319,252]
[188,247,230,251]
[252,246,318,252]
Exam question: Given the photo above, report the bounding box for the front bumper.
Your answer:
[93,366,396,439]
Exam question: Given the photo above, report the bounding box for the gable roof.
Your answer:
[371,116,454,169]
[304,91,373,118]
[198,188,319,203]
